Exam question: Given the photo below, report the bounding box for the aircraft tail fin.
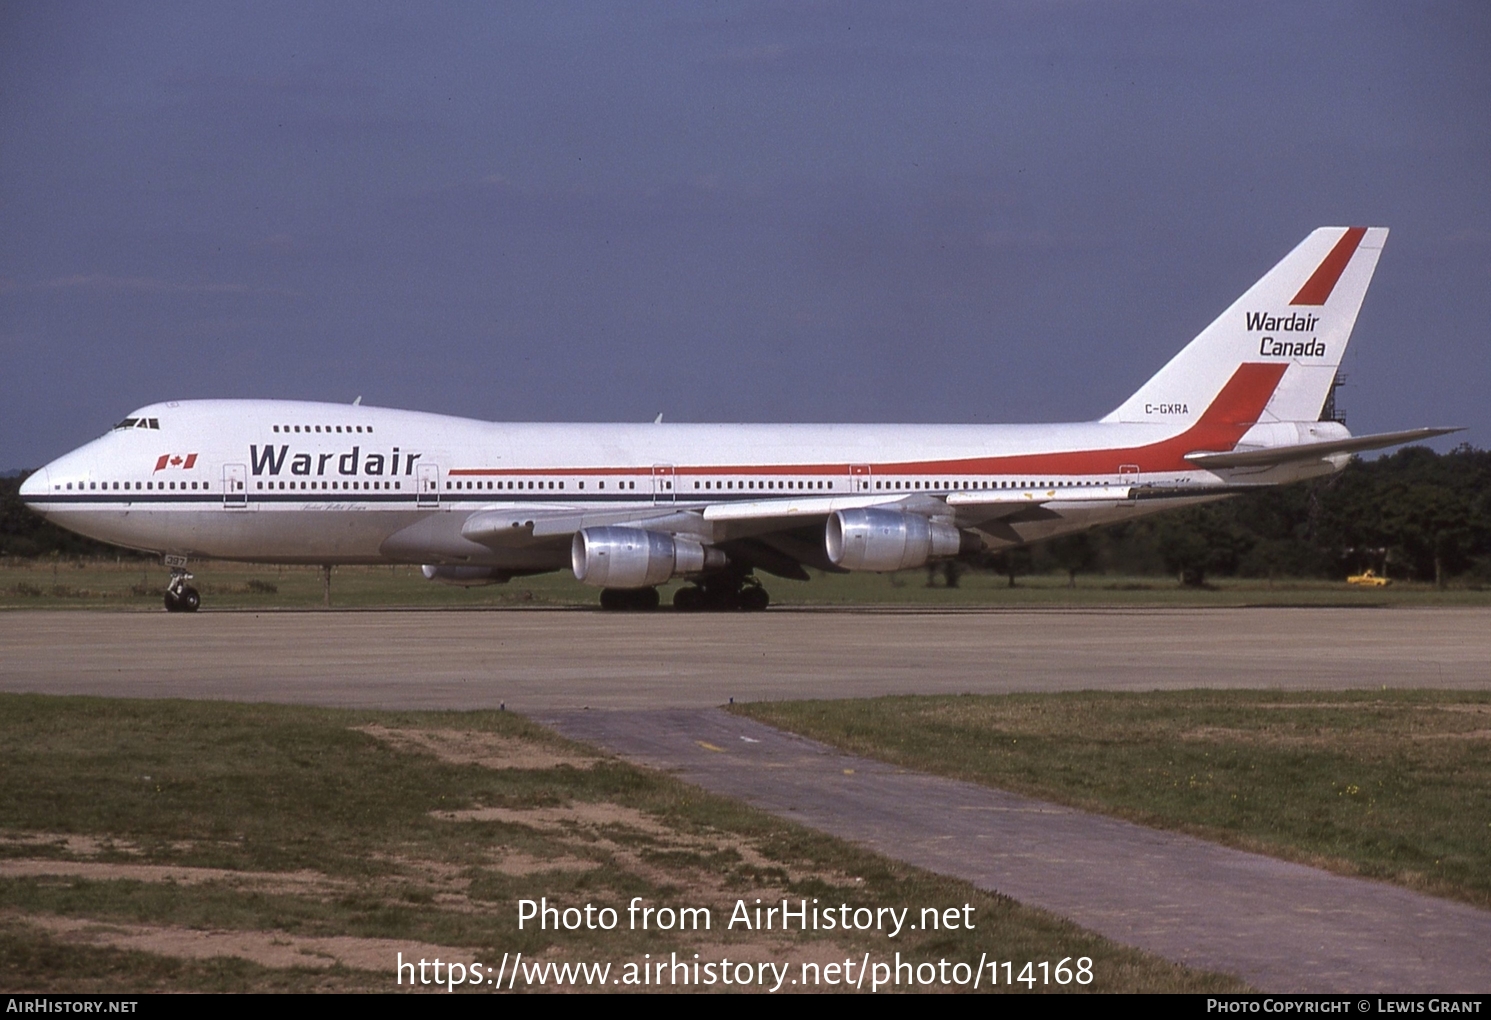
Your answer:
[1103,227,1388,426]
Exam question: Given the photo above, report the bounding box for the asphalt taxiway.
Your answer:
[545,707,1491,993]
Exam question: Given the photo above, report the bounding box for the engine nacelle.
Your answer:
[571,527,725,589]
[421,564,511,587]
[825,508,966,572]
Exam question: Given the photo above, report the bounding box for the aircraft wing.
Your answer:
[460,505,707,545]
[461,484,1139,545]
[1184,427,1462,470]
[700,483,1137,519]
[447,483,1144,580]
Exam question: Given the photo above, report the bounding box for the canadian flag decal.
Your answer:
[153,453,199,473]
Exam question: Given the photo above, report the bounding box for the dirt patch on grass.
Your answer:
[356,724,597,771]
[22,913,475,973]
[432,799,860,917]
[1248,701,1491,715]
[0,859,346,894]
[433,802,673,835]
[1178,726,1334,747]
[0,831,145,857]
[1249,702,1397,710]
[1182,719,1491,745]
[486,852,599,876]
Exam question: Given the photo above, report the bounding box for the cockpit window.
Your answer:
[113,417,160,430]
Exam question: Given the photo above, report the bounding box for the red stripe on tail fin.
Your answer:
[1198,362,1289,428]
[1291,226,1366,305]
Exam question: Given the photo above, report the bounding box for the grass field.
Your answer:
[0,694,1240,993]
[732,691,1491,910]
[3,556,1488,611]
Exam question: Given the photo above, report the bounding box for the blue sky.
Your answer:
[3,1,1487,468]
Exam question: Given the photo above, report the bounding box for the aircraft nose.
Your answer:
[18,466,51,501]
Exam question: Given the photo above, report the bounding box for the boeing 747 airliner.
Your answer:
[19,227,1457,611]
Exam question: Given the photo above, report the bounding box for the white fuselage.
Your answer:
[19,396,1331,572]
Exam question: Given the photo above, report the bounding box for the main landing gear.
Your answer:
[163,555,200,613]
[672,573,770,612]
[599,587,662,611]
[597,574,771,612]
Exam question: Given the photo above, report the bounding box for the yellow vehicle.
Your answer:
[1347,568,1391,587]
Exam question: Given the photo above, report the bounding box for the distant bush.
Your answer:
[1017,444,1491,587]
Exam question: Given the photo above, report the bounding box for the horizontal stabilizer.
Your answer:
[1184,427,1462,469]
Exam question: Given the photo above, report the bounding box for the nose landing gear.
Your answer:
[163,555,200,612]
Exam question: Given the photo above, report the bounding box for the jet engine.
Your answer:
[825,508,967,572]
[421,564,512,586]
[571,527,726,589]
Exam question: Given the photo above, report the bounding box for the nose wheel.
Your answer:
[164,559,200,612]
[165,586,201,612]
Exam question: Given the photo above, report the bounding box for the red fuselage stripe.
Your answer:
[447,363,1286,480]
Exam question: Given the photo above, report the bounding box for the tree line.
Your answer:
[1003,444,1491,587]
[6,445,1490,584]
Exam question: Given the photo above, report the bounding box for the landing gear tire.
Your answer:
[674,574,770,612]
[735,582,769,612]
[164,557,200,612]
[599,587,660,611]
[164,586,200,613]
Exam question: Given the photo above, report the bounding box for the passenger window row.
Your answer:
[871,479,1096,491]
[694,480,833,490]
[57,481,210,491]
[54,475,1113,495]
[272,424,372,434]
[443,480,638,491]
[256,480,399,490]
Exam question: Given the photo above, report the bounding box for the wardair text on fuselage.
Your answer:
[249,444,421,477]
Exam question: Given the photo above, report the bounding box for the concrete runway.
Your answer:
[2,606,1488,710]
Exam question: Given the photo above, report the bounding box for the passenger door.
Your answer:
[222,463,248,508]
[417,463,440,508]
[652,464,675,505]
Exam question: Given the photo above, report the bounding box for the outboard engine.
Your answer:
[571,527,726,589]
[825,508,971,571]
